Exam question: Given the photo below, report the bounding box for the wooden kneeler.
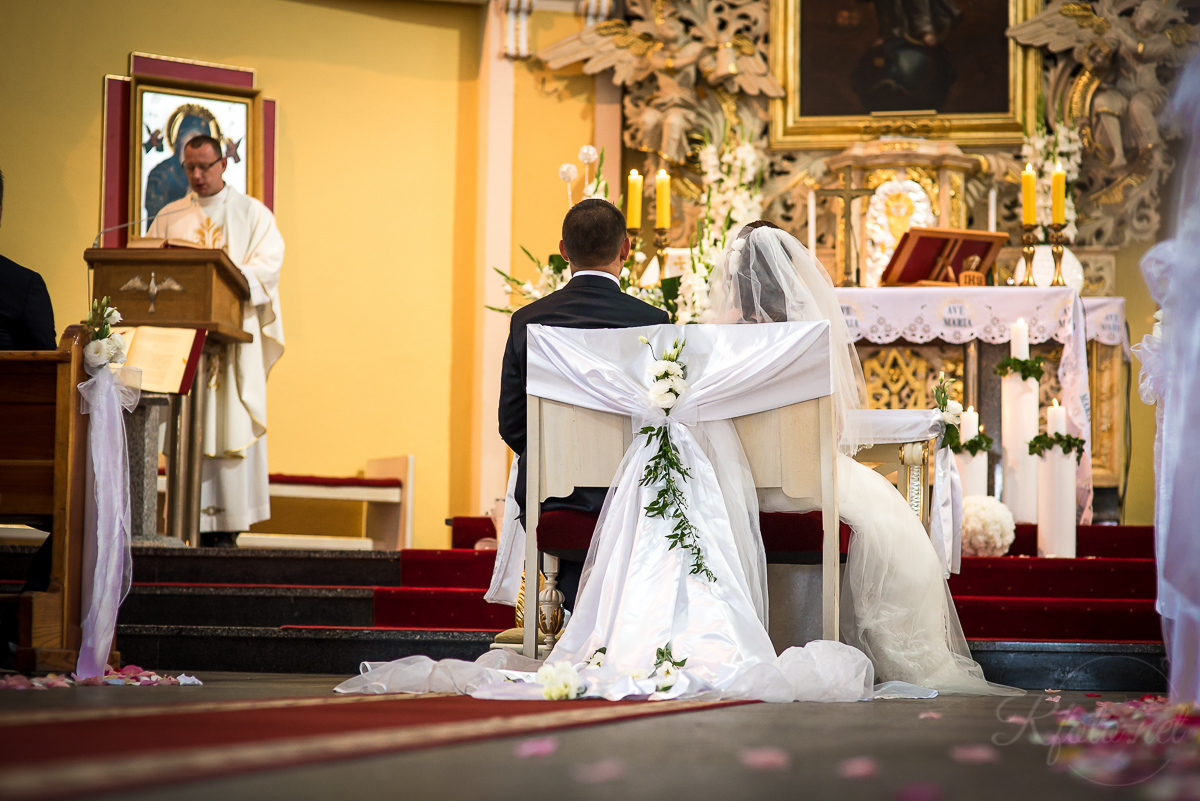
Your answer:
[0,326,112,672]
[522,395,839,659]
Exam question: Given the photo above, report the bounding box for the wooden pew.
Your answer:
[0,326,92,672]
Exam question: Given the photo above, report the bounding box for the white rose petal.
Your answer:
[670,376,688,395]
[108,332,128,363]
[947,400,963,415]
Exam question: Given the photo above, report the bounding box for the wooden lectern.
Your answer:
[85,248,253,545]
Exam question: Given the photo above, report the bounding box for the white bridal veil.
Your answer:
[707,224,871,455]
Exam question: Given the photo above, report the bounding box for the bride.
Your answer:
[707,220,1015,695]
[335,223,1018,701]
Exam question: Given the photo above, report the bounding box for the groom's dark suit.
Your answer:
[499,272,670,608]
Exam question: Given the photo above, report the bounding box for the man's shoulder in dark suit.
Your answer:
[0,254,56,351]
[510,274,670,333]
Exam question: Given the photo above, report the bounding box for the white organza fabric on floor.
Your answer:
[339,321,882,703]
[708,223,1020,696]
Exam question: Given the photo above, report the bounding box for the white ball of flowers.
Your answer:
[960,495,1016,557]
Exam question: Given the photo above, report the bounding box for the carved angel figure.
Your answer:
[1010,0,1193,168]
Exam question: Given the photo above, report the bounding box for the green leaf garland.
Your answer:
[1027,432,1086,464]
[995,355,1046,383]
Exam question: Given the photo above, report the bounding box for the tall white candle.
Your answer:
[1010,318,1029,360]
[988,187,997,233]
[808,189,817,253]
[1037,435,1077,558]
[1001,373,1040,523]
[1047,399,1066,436]
[961,406,979,439]
[956,410,989,498]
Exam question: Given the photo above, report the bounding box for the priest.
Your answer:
[147,135,285,547]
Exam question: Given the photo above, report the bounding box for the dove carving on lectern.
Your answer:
[118,271,184,313]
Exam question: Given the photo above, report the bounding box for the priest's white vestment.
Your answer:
[147,185,285,532]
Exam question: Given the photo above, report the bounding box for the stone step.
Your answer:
[116,625,497,675]
[968,640,1167,692]
[119,584,375,628]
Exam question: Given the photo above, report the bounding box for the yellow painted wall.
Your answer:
[1116,241,1157,525]
[510,14,597,283]
[0,0,484,547]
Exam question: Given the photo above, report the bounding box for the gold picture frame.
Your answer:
[129,75,262,238]
[769,0,1041,149]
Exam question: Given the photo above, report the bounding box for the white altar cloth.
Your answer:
[835,287,1093,524]
[1081,296,1130,355]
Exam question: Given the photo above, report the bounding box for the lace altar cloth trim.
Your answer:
[836,287,1124,347]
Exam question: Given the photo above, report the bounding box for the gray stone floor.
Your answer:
[2,672,1158,801]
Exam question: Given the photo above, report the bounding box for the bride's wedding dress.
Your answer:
[710,222,1017,695]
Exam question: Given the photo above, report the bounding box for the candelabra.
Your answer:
[1019,224,1037,287]
[1048,222,1067,287]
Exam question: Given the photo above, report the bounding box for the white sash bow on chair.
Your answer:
[524,322,834,676]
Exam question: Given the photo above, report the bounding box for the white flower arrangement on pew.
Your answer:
[82,297,128,369]
[637,335,714,582]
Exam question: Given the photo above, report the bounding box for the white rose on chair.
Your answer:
[649,378,679,409]
[643,338,688,412]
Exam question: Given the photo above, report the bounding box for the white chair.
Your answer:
[522,356,839,659]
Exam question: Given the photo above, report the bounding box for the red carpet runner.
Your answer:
[0,695,747,800]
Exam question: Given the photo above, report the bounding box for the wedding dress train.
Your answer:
[710,222,1019,696]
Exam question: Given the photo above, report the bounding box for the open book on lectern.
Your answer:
[112,326,207,395]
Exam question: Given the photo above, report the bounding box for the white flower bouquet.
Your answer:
[535,660,586,700]
[960,495,1016,557]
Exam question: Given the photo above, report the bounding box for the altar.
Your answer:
[835,286,1129,520]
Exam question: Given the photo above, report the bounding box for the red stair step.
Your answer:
[450,517,497,550]
[1009,525,1154,559]
[949,557,1156,600]
[373,587,514,630]
[954,596,1162,642]
[400,549,496,590]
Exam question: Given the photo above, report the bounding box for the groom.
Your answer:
[498,198,670,608]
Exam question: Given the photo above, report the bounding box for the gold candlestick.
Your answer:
[1019,224,1038,287]
[653,227,669,280]
[1048,222,1067,287]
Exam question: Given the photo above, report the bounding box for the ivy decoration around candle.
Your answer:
[1027,432,1087,464]
[995,355,1046,383]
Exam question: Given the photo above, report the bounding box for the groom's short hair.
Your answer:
[562,199,627,268]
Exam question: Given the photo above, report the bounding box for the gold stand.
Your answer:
[653,227,668,277]
[1048,222,1067,287]
[628,227,645,282]
[1019,224,1037,286]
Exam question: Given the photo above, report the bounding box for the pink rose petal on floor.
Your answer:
[1046,696,1061,703]
[515,737,559,758]
[918,711,942,720]
[571,759,626,784]
[1004,715,1030,724]
[120,665,143,675]
[740,747,791,771]
[837,756,878,778]
[950,744,1000,764]
[893,780,944,801]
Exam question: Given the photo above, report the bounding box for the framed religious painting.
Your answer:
[129,75,262,237]
[769,0,1040,148]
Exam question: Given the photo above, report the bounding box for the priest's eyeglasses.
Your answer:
[182,157,223,173]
